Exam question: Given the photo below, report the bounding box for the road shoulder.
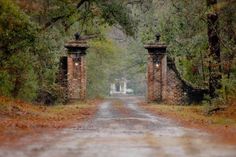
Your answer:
[0,96,101,146]
[139,102,236,145]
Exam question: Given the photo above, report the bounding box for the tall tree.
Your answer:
[206,0,222,98]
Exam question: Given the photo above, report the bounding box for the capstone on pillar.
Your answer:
[144,33,167,103]
[64,33,89,101]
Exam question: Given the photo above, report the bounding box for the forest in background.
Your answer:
[0,0,235,106]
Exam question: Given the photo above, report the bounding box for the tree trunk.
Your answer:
[12,71,22,98]
[206,0,222,98]
[225,2,236,79]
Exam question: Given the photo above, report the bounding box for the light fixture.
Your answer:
[155,58,160,68]
[73,56,80,66]
[75,62,79,66]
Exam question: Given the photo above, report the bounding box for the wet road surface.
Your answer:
[1,97,236,157]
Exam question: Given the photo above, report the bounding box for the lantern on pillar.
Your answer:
[144,33,167,103]
[155,57,161,69]
[64,33,89,101]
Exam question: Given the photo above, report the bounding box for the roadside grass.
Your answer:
[140,102,236,144]
[141,103,236,126]
[0,96,100,143]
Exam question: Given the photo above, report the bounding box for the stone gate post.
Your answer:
[144,34,167,103]
[65,33,89,101]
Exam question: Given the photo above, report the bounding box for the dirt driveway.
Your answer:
[1,97,236,157]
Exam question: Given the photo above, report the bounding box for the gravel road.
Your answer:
[1,97,236,157]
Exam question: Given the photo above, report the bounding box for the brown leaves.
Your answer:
[139,102,236,144]
[0,96,100,144]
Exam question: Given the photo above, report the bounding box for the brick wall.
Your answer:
[147,53,170,103]
[147,54,155,102]
[165,66,185,104]
[146,55,207,105]
[67,54,86,100]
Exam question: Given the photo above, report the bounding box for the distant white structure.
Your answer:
[110,78,133,96]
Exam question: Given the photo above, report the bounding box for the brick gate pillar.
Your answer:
[65,33,89,101]
[144,34,167,103]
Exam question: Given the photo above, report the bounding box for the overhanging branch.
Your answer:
[42,0,89,30]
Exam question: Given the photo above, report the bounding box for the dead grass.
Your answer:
[0,96,100,144]
[140,102,236,144]
[112,100,131,117]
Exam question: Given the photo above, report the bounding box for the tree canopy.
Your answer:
[0,0,235,105]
